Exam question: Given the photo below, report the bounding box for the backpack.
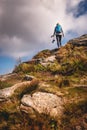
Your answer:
[55,25,62,33]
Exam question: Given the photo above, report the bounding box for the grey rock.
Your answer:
[40,55,56,67]
[69,34,87,46]
[44,55,56,62]
[0,80,35,102]
[21,92,64,118]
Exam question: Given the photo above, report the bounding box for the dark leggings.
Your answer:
[56,35,62,48]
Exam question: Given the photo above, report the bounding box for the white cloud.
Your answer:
[68,0,83,7]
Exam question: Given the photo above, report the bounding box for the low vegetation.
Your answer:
[61,99,87,130]
[0,35,87,129]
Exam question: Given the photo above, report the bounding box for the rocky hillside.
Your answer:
[0,34,87,130]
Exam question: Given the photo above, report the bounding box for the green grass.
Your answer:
[0,81,13,89]
[12,79,39,99]
[64,86,87,100]
[68,87,87,93]
[34,64,46,72]
[14,63,35,73]
[33,49,51,59]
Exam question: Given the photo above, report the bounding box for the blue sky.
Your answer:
[0,0,87,75]
[0,56,15,74]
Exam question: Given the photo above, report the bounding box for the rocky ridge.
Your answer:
[0,34,87,130]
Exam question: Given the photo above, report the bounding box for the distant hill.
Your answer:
[0,34,87,130]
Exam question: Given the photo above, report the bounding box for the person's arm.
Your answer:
[51,27,56,37]
[61,27,64,37]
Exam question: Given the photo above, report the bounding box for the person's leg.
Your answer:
[59,35,62,47]
[56,35,59,48]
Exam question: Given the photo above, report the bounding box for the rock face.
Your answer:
[69,34,87,46]
[21,92,63,118]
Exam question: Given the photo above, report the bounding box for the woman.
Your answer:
[51,23,64,48]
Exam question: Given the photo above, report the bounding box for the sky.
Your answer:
[0,0,87,75]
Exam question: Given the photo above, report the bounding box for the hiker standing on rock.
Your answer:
[51,23,64,48]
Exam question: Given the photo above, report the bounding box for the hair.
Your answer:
[56,23,59,25]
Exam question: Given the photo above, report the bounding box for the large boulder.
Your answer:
[20,92,64,118]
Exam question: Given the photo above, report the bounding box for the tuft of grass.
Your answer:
[64,86,87,100]
[73,60,87,72]
[0,81,13,89]
[34,64,46,72]
[47,62,61,73]
[33,49,51,59]
[54,76,71,88]
[14,63,35,73]
[68,87,87,97]
[38,85,61,95]
[13,79,39,99]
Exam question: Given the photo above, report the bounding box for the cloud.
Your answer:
[74,0,87,17]
[66,0,87,18]
[0,0,87,59]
